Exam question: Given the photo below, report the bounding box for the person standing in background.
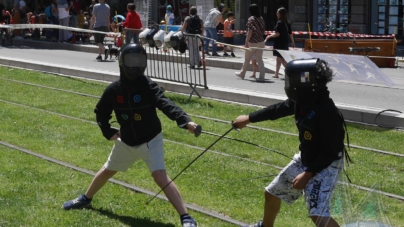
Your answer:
[203,3,226,56]
[118,3,142,44]
[180,6,204,69]
[57,0,73,42]
[89,0,110,61]
[235,4,266,82]
[265,7,295,78]
[165,4,174,25]
[223,11,236,57]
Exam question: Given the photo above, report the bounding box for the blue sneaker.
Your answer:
[181,216,198,227]
[62,194,92,210]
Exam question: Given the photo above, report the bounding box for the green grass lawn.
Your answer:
[0,66,403,227]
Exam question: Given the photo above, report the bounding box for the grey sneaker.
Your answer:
[62,194,92,210]
[181,216,198,227]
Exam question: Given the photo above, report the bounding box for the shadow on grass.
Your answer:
[90,207,176,227]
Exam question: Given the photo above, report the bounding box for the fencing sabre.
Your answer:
[145,125,235,205]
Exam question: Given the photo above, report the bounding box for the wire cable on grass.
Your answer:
[1,77,404,158]
[1,98,404,201]
[374,109,403,130]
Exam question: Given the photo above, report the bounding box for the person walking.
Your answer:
[203,3,226,56]
[62,43,199,227]
[180,6,204,69]
[117,3,142,44]
[235,4,266,82]
[233,58,351,227]
[89,0,110,61]
[265,7,295,78]
[57,0,73,42]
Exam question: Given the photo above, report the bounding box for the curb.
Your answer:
[11,39,276,73]
[1,56,403,128]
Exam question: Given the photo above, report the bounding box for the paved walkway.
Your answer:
[1,38,404,128]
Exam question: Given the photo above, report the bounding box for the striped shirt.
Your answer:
[204,8,221,28]
[246,16,265,43]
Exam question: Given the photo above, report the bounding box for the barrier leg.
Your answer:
[187,84,201,103]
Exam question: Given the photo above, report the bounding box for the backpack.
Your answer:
[45,5,52,18]
[186,15,202,34]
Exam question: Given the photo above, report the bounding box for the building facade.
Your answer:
[154,0,403,38]
[2,0,401,38]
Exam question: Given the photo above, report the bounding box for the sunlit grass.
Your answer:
[0,66,403,227]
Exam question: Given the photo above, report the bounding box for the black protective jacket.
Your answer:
[94,74,191,146]
[249,91,345,174]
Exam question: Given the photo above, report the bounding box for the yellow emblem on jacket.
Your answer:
[134,114,142,121]
[304,131,312,140]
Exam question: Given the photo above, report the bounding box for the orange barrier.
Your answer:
[302,39,399,67]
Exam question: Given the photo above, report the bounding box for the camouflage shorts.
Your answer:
[265,153,343,217]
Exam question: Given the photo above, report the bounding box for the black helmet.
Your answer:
[284,58,333,104]
[119,44,147,80]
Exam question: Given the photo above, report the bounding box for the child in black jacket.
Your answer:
[63,44,199,227]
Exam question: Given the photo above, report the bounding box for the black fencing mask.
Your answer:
[284,58,333,105]
[119,44,147,80]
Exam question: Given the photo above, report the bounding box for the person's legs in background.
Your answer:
[125,30,134,44]
[133,33,139,44]
[204,27,216,55]
[188,37,201,68]
[13,11,21,37]
[235,42,255,79]
[58,17,69,42]
[209,27,218,55]
[274,56,287,78]
[254,41,265,81]
[249,56,258,78]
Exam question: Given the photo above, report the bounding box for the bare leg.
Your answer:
[311,216,340,227]
[97,43,105,56]
[152,169,187,215]
[85,167,118,199]
[280,57,287,67]
[274,57,282,78]
[250,59,258,78]
[262,191,281,227]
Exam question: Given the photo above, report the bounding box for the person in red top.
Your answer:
[118,3,142,44]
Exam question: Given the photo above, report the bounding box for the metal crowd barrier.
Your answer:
[142,33,208,102]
